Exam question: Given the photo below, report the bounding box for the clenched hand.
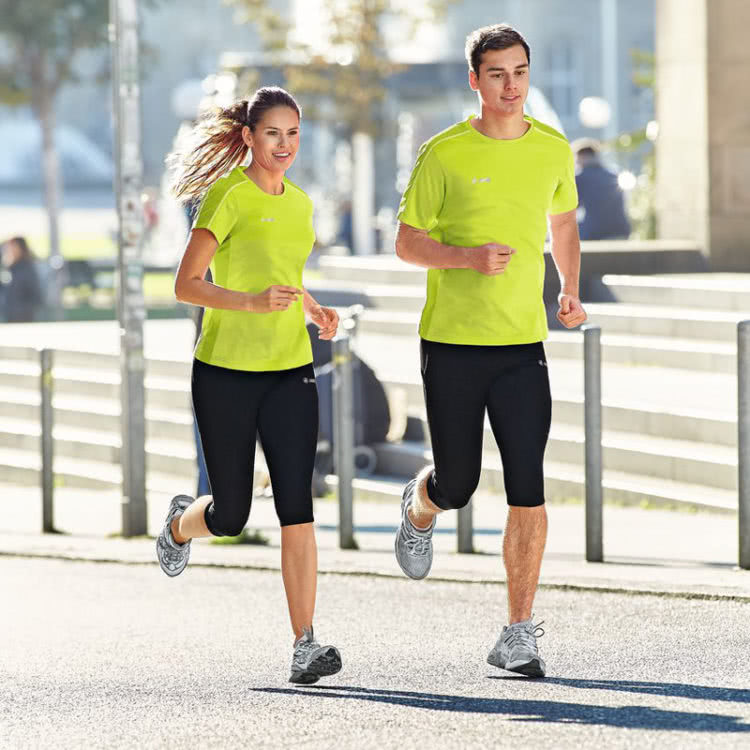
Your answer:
[466,243,517,276]
[251,285,303,313]
[557,294,587,329]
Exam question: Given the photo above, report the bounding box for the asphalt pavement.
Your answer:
[2,556,750,750]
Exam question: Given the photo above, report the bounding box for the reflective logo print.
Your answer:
[302,377,315,384]
[261,217,275,222]
[472,177,491,184]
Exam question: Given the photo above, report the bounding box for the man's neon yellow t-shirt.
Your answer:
[192,166,315,371]
[397,115,578,346]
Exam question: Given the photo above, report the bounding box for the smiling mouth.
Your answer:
[273,152,291,158]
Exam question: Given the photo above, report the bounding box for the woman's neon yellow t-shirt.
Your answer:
[192,166,315,371]
[397,115,578,346]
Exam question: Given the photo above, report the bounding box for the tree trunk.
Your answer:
[32,52,63,316]
[38,92,62,263]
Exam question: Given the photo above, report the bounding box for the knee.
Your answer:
[205,502,249,538]
[431,471,478,510]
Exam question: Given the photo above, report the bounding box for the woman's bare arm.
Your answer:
[174,228,301,313]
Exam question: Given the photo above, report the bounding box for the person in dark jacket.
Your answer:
[1,237,43,322]
[573,140,631,240]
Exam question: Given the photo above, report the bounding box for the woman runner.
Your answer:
[157,86,342,685]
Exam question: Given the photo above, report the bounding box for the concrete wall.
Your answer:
[656,0,750,269]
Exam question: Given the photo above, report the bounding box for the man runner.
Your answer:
[394,24,587,678]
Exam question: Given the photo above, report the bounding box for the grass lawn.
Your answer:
[28,233,117,259]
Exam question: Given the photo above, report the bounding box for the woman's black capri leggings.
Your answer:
[420,339,552,510]
[191,358,318,535]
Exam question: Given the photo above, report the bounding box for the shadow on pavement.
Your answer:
[488,676,750,704]
[251,685,750,732]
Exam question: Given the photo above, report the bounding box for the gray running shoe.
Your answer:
[487,617,546,677]
[156,494,194,577]
[289,627,342,685]
[394,478,435,580]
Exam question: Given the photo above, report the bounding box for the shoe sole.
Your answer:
[289,647,342,685]
[488,655,546,678]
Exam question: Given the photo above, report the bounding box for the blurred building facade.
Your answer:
[38,0,652,184]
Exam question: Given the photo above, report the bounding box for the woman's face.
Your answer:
[244,106,300,173]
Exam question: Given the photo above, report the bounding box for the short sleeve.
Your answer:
[192,182,238,244]
[397,143,445,231]
[550,146,578,215]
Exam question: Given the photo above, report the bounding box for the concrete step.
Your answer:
[0,446,187,493]
[0,387,195,444]
[585,303,747,342]
[357,311,738,372]
[304,278,425,312]
[0,346,192,382]
[403,409,737,490]
[603,274,750,312]
[0,444,264,494]
[0,417,198,476]
[368,442,736,513]
[0,362,191,411]
[402,394,737,452]
[319,254,426,285]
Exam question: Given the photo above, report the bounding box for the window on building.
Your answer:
[538,41,581,124]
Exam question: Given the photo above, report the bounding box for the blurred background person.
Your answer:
[572,139,631,240]
[1,236,43,322]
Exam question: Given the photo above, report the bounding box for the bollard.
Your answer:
[457,502,474,554]
[332,331,357,550]
[39,349,54,533]
[583,325,603,562]
[739,321,750,569]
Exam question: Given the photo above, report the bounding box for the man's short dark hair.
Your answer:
[465,24,530,76]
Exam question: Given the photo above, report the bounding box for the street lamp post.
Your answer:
[111,0,147,537]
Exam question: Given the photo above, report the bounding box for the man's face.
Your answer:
[469,44,530,117]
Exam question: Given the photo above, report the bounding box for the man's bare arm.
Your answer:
[548,208,580,296]
[548,208,587,328]
[395,222,516,276]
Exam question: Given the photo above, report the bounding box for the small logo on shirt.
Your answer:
[261,217,275,222]
[472,177,491,184]
[302,377,315,384]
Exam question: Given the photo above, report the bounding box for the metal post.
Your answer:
[332,331,357,550]
[457,502,474,554]
[40,349,54,533]
[111,0,147,536]
[738,321,750,569]
[583,325,603,562]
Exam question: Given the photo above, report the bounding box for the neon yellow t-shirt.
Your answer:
[397,115,578,346]
[192,166,315,371]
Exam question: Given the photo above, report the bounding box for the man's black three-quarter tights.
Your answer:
[420,338,552,509]
[191,358,319,534]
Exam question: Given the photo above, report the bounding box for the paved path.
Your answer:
[2,484,749,599]
[2,556,749,749]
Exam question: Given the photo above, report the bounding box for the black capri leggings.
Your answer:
[191,358,318,534]
[420,339,552,509]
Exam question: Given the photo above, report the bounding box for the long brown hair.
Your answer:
[168,86,301,202]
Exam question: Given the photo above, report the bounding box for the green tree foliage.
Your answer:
[226,0,454,135]
[0,2,110,111]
